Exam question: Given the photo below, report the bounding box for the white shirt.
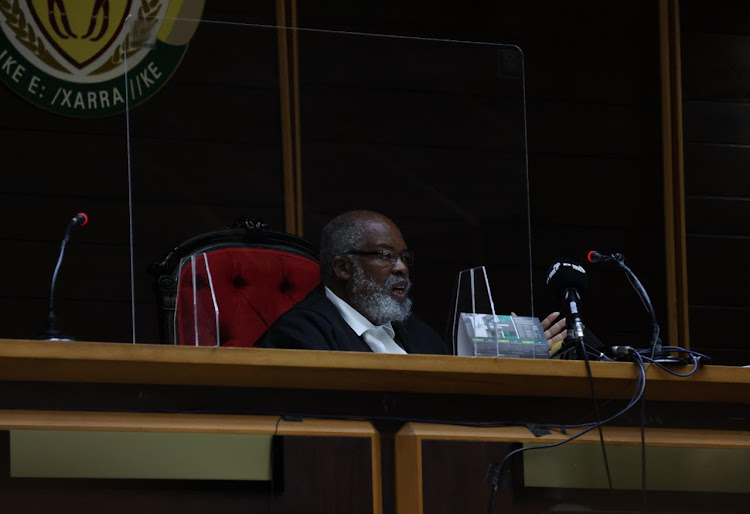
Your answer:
[324,286,407,354]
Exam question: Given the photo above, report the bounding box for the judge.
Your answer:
[258,210,448,354]
[258,210,566,354]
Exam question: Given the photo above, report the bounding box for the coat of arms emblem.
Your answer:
[0,0,204,116]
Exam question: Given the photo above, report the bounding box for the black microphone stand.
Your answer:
[608,253,672,362]
[548,288,607,361]
[565,287,586,355]
[39,216,82,341]
[550,288,585,359]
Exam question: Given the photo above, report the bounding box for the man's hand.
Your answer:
[511,311,568,350]
[541,311,567,350]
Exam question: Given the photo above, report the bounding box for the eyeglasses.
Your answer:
[345,250,415,267]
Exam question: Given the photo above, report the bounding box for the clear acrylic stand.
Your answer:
[174,252,220,347]
[453,266,547,359]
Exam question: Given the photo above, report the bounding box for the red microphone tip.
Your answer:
[587,250,596,263]
[77,212,89,226]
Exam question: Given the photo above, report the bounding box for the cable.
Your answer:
[639,386,647,500]
[579,337,613,489]
[486,351,647,512]
[48,223,73,316]
[592,253,662,361]
[486,484,498,514]
[268,415,285,514]
[625,271,651,314]
[610,254,660,360]
[636,346,709,377]
[624,337,708,503]
[269,416,283,514]
[548,341,610,361]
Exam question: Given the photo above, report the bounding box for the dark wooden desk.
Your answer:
[1,339,749,514]
[1,339,749,403]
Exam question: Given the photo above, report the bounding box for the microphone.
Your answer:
[72,212,89,226]
[546,258,587,342]
[587,250,614,263]
[587,250,662,358]
[39,212,89,341]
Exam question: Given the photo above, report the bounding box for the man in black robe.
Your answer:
[259,210,568,355]
[258,210,448,354]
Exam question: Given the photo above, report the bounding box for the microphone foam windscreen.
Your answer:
[546,258,588,301]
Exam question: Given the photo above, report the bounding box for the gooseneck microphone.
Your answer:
[588,250,661,358]
[71,213,88,226]
[587,250,614,263]
[546,259,588,342]
[40,212,89,341]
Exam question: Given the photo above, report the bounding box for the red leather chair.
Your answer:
[151,218,320,347]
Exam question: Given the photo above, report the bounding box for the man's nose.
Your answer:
[392,257,409,277]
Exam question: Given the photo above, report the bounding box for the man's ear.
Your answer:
[332,256,352,281]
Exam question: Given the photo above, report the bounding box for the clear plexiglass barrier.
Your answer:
[107,17,531,349]
[0,13,532,348]
[0,13,540,353]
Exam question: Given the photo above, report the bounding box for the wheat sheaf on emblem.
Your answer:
[0,0,67,72]
[90,0,162,76]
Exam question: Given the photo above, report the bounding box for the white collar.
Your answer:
[324,286,395,338]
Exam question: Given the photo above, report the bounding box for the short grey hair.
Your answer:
[319,213,367,282]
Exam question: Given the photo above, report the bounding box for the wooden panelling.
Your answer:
[0,298,154,343]
[660,0,690,351]
[0,1,287,343]
[402,423,750,447]
[276,0,304,235]
[683,101,750,145]
[2,340,749,403]
[0,410,376,436]
[681,33,750,100]
[297,0,665,352]
[180,1,278,26]
[686,236,750,308]
[529,156,664,225]
[687,198,750,236]
[521,44,659,104]
[399,423,750,514]
[680,1,750,364]
[0,100,126,134]
[298,34,524,97]
[680,2,750,37]
[527,101,660,157]
[163,25,281,88]
[300,89,525,150]
[297,2,655,42]
[1,0,669,353]
[126,90,282,143]
[301,145,528,223]
[0,240,132,300]
[684,143,750,197]
[0,411,380,514]
[689,306,750,353]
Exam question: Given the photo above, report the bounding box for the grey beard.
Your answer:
[349,262,413,325]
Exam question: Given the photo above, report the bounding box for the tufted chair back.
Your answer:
[151,219,320,347]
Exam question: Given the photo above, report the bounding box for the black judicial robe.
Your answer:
[257,286,449,355]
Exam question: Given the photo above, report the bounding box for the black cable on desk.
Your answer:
[485,350,647,513]
[639,387,648,508]
[269,415,284,514]
[637,346,710,377]
[579,337,614,489]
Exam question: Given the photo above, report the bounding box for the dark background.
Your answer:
[293,0,665,352]
[680,1,750,364]
[1,0,744,364]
